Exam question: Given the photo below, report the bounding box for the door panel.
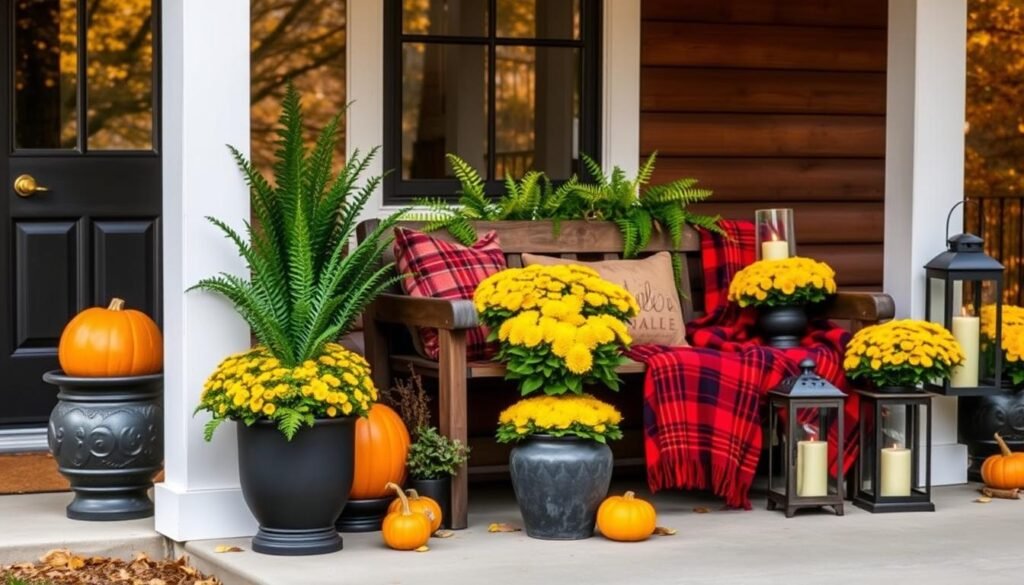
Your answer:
[1,0,162,427]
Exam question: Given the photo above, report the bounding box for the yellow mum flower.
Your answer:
[565,344,594,374]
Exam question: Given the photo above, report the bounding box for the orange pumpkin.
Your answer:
[382,483,432,551]
[596,491,657,542]
[58,298,163,377]
[350,404,410,499]
[387,489,442,533]
[981,433,1024,489]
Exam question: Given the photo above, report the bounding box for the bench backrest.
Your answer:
[359,219,707,321]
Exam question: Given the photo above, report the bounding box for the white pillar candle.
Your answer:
[880,446,912,497]
[796,439,828,497]
[761,239,790,261]
[950,313,980,388]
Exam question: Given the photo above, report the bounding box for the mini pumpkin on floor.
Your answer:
[387,486,441,534]
[596,491,657,542]
[382,483,433,551]
[982,433,1024,490]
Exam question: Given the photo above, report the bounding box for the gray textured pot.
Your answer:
[237,417,355,556]
[509,435,613,540]
[42,370,163,521]
[757,305,808,348]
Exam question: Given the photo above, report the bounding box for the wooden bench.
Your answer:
[357,219,895,529]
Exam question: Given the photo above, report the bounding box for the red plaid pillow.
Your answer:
[393,228,506,360]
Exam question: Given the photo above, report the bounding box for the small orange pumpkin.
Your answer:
[387,489,442,533]
[981,432,1024,489]
[58,298,163,377]
[596,491,657,542]
[350,404,411,499]
[382,482,432,551]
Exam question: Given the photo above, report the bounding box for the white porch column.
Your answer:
[155,0,258,540]
[601,0,641,176]
[884,0,969,485]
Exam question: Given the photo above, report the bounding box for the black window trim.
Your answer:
[382,0,602,204]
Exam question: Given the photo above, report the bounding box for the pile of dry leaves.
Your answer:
[1,549,220,585]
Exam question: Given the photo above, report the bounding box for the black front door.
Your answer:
[0,0,161,427]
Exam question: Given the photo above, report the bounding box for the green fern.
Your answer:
[192,81,407,368]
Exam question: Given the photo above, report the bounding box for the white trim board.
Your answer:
[346,0,642,219]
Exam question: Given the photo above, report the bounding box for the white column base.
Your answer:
[155,483,256,543]
[929,443,969,487]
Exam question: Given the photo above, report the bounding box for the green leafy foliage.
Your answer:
[406,425,470,480]
[191,82,407,367]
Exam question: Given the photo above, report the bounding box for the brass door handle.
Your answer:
[14,174,49,198]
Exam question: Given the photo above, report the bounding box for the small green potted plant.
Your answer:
[382,371,469,529]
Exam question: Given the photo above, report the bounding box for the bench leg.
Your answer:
[437,328,469,529]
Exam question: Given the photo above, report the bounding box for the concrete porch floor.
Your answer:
[2,483,1022,584]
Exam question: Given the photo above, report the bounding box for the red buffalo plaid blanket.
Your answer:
[625,220,859,509]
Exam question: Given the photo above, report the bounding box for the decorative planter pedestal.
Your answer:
[509,435,612,540]
[757,305,808,349]
[410,477,452,530]
[237,417,355,555]
[336,497,391,532]
[42,371,163,521]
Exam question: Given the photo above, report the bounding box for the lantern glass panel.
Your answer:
[880,404,914,497]
[755,208,796,261]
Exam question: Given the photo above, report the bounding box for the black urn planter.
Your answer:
[237,417,355,556]
[959,384,1024,480]
[335,497,392,533]
[410,477,452,530]
[757,305,808,348]
[509,435,612,540]
[42,371,163,521]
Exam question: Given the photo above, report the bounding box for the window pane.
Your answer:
[403,43,488,180]
[403,0,488,36]
[495,45,578,180]
[251,0,347,172]
[14,0,78,150]
[497,0,579,39]
[86,0,154,150]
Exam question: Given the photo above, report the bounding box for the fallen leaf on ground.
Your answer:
[976,496,993,504]
[213,545,244,553]
[653,526,678,536]
[415,545,430,552]
[433,529,455,538]
[692,506,711,514]
[488,522,522,533]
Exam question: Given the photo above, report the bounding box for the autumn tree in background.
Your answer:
[967,0,1024,304]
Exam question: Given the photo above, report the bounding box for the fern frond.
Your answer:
[634,152,657,192]
[580,153,606,186]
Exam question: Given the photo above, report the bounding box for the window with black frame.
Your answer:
[384,0,600,203]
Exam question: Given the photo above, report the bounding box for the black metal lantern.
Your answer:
[767,359,846,518]
[853,388,934,513]
[923,201,1004,397]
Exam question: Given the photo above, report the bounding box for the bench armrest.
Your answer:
[370,293,479,330]
[819,291,895,324]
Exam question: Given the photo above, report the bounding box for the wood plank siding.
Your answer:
[640,0,888,290]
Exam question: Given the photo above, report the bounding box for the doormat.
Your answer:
[0,452,69,494]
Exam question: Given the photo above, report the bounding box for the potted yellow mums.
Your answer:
[728,257,837,348]
[475,264,637,539]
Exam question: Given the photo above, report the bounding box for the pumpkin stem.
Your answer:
[107,298,126,311]
[623,491,635,500]
[406,489,420,500]
[995,432,1013,457]
[387,482,412,515]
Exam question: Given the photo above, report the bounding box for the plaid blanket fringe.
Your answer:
[626,220,860,510]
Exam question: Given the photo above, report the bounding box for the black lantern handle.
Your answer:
[945,199,979,242]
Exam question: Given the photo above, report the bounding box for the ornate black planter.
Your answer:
[410,477,452,530]
[509,435,612,540]
[42,371,163,521]
[959,384,1024,480]
[757,305,808,349]
[237,417,355,556]
[335,497,391,533]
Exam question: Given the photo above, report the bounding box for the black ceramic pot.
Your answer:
[335,497,391,532]
[237,417,355,556]
[959,384,1024,480]
[410,477,452,530]
[509,435,612,540]
[757,305,808,348]
[43,371,163,521]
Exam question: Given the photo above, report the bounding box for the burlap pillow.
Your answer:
[521,251,688,347]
